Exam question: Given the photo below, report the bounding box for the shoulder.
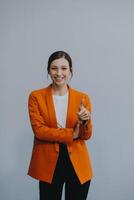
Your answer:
[70,86,90,99]
[70,86,92,109]
[28,86,49,98]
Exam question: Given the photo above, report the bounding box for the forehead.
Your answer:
[50,58,69,67]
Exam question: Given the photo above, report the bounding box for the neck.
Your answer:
[51,83,68,96]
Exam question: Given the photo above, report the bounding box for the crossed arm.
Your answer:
[28,93,93,143]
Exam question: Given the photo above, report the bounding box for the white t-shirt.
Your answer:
[52,92,68,128]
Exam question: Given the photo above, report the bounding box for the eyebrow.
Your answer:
[50,65,69,68]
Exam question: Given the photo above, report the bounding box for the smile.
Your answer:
[54,77,65,81]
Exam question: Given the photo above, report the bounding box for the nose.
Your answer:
[56,69,62,76]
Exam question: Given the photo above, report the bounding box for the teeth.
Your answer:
[55,77,63,80]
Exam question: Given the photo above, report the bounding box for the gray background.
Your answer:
[1,0,134,200]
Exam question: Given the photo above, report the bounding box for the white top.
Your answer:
[52,92,68,128]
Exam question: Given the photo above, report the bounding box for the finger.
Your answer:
[79,112,88,118]
[78,106,87,114]
[81,97,85,106]
[81,117,89,121]
[79,97,85,110]
[79,108,90,116]
[78,109,86,116]
[80,115,90,121]
[79,112,91,120]
[80,114,89,120]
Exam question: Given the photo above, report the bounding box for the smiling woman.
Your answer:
[27,51,93,200]
[49,57,71,91]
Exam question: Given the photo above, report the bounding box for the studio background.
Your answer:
[1,0,134,200]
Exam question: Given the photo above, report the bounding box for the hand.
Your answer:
[77,97,91,122]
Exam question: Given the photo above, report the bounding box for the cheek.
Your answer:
[68,72,72,79]
[49,70,54,77]
[66,71,71,76]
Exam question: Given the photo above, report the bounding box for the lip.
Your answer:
[54,76,64,79]
[55,79,64,82]
[54,77,64,81]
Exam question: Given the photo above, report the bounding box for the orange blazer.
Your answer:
[27,84,93,184]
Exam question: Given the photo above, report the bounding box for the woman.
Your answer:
[28,51,93,200]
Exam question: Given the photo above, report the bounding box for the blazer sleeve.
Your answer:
[28,93,74,143]
[79,94,93,140]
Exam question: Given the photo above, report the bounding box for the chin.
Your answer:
[54,80,66,86]
[55,81,66,87]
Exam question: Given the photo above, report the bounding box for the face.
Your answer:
[49,57,71,87]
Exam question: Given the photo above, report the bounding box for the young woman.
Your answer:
[28,51,93,200]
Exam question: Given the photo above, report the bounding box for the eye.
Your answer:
[62,66,68,70]
[51,67,57,70]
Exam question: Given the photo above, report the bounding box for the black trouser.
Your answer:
[39,144,91,200]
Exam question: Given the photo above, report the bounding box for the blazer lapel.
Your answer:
[66,85,76,153]
[66,85,76,128]
[45,85,57,128]
[45,85,59,152]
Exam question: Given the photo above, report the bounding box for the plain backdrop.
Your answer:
[1,0,134,200]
